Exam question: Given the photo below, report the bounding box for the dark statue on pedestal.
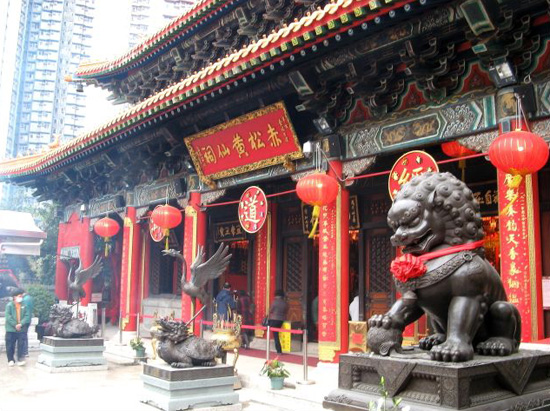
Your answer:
[368,172,521,362]
[154,318,224,368]
[325,172,549,411]
[156,243,232,368]
[46,304,98,338]
[44,254,104,338]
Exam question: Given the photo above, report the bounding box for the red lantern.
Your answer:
[296,173,339,238]
[441,141,476,158]
[94,217,120,256]
[489,130,549,177]
[151,205,182,249]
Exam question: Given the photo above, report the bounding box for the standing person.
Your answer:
[237,290,253,348]
[5,289,31,366]
[215,282,236,321]
[22,291,34,357]
[268,289,288,355]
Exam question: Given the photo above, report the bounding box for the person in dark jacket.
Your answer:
[5,289,31,366]
[215,282,237,321]
[237,290,253,348]
[268,289,288,354]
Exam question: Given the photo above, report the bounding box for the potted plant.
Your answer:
[260,357,290,390]
[130,337,146,358]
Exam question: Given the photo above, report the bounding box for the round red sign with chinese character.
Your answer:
[149,218,165,242]
[238,186,268,234]
[388,150,439,200]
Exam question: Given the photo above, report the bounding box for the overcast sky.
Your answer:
[83,0,133,129]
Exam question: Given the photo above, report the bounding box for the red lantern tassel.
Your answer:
[164,229,170,250]
[308,205,320,239]
[104,238,110,257]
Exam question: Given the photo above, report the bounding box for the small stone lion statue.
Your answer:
[46,304,99,338]
[368,172,521,362]
[153,318,224,368]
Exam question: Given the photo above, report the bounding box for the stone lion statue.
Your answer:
[153,318,224,368]
[368,172,521,362]
[46,304,98,338]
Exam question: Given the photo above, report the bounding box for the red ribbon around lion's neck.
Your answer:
[415,239,485,262]
[391,240,485,283]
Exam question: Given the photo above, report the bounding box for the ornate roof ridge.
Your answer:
[1,0,418,179]
[73,0,237,80]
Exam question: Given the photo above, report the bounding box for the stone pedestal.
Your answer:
[36,336,107,372]
[0,317,41,352]
[141,363,240,411]
[323,349,550,411]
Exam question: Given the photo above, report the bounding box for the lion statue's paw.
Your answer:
[367,314,398,330]
[430,340,474,362]
[171,361,193,368]
[476,337,517,356]
[419,333,446,350]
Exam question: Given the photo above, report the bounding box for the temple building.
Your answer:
[1,0,550,362]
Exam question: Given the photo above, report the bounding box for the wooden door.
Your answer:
[365,228,394,319]
[282,236,307,325]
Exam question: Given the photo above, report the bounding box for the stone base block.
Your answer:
[141,363,239,411]
[324,349,550,411]
[37,336,107,370]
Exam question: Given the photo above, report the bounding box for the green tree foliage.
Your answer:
[0,190,58,286]
[26,284,57,324]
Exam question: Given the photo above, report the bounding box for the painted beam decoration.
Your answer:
[185,102,302,184]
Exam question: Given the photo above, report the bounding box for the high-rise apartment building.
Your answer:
[0,0,95,159]
[128,0,193,48]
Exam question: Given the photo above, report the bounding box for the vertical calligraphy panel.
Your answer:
[498,171,543,341]
[253,203,276,337]
[318,162,349,362]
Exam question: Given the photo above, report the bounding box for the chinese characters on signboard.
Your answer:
[470,183,498,214]
[185,102,302,184]
[388,151,439,199]
[214,221,246,243]
[498,172,533,341]
[149,218,164,242]
[238,186,268,234]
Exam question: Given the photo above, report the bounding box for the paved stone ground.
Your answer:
[0,349,332,411]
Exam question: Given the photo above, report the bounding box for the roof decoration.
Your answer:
[74,0,243,80]
[1,0,418,180]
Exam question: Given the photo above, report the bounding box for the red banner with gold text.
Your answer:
[185,102,302,183]
[498,171,542,342]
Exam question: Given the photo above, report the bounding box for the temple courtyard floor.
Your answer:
[5,328,550,411]
[0,334,336,411]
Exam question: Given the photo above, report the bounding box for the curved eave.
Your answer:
[1,0,425,181]
[73,0,244,81]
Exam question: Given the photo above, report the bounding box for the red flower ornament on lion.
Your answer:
[390,254,427,282]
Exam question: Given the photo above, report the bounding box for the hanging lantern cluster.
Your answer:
[94,217,120,256]
[489,130,549,187]
[151,204,182,250]
[296,173,340,238]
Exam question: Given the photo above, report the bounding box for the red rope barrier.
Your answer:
[200,319,304,333]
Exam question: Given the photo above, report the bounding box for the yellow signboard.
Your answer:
[279,321,292,353]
